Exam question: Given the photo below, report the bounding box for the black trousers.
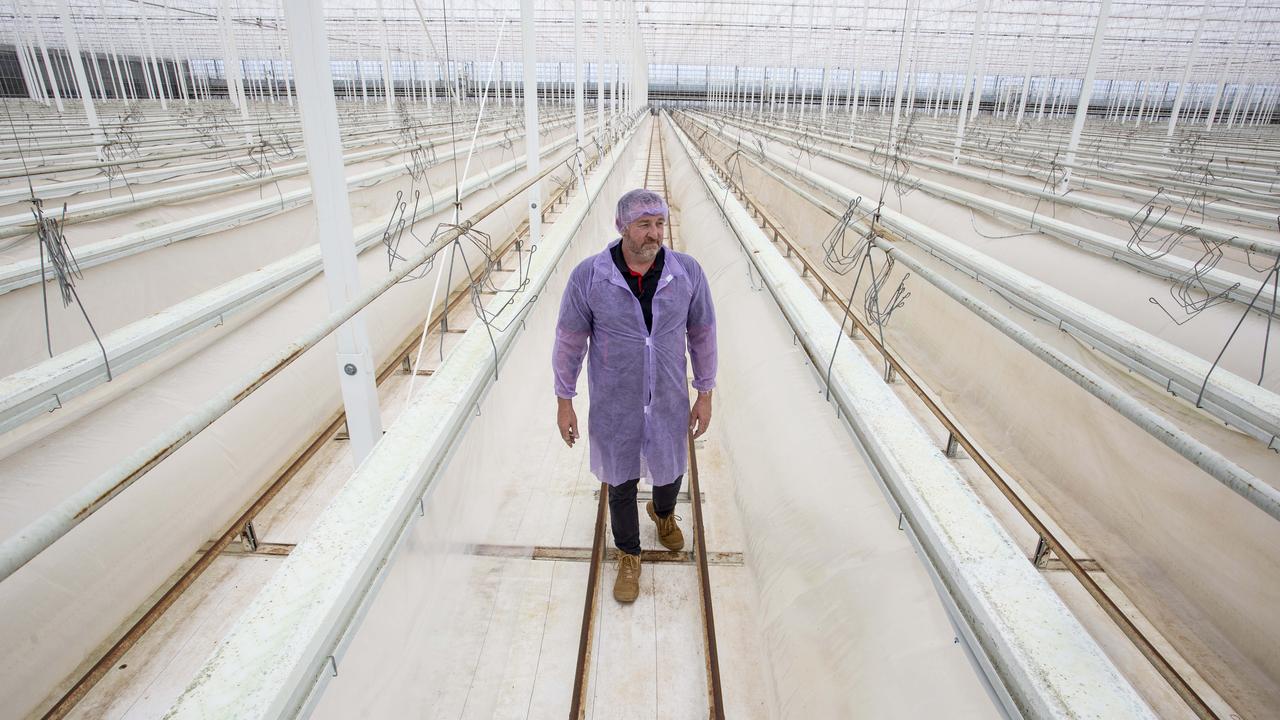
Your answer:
[608,475,683,556]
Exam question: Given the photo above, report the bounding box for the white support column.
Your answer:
[890,0,917,145]
[608,0,617,122]
[520,0,542,251]
[9,19,41,102]
[98,0,124,100]
[20,0,65,111]
[375,0,395,110]
[951,0,986,163]
[968,27,988,120]
[21,25,50,103]
[1204,65,1228,128]
[596,0,605,137]
[283,0,383,465]
[14,2,43,103]
[161,1,189,102]
[1168,0,1208,137]
[1061,0,1111,191]
[81,25,108,101]
[1015,73,1031,124]
[56,0,103,154]
[275,0,294,107]
[574,0,585,147]
[358,57,368,105]
[218,0,252,143]
[140,9,168,109]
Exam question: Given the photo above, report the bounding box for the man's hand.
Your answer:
[689,391,713,439]
[557,398,580,447]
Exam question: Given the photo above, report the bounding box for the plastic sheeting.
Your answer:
[691,119,1280,717]
[0,126,578,719]
[0,121,552,377]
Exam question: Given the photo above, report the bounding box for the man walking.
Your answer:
[552,188,718,603]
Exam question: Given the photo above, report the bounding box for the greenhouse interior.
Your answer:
[0,0,1278,718]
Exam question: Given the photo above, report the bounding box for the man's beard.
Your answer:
[636,241,661,259]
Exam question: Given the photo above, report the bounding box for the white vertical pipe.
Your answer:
[80,23,108,101]
[10,19,42,101]
[968,24,989,121]
[1204,66,1228,129]
[275,0,294,107]
[574,0,585,147]
[20,22,50,103]
[161,2,189,102]
[1062,0,1111,191]
[282,0,383,465]
[608,0,617,121]
[375,0,395,110]
[98,0,125,100]
[1167,1,1208,137]
[1015,73,1031,124]
[951,0,986,164]
[20,0,56,105]
[890,0,917,145]
[521,0,541,250]
[140,9,168,109]
[596,0,605,136]
[358,57,368,105]
[844,66,854,117]
[56,0,104,155]
[20,0,65,111]
[1036,44,1053,120]
[122,45,140,101]
[218,0,252,142]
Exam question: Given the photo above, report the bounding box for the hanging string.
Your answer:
[4,102,113,379]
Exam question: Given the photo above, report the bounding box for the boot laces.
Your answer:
[658,512,682,533]
[620,554,641,581]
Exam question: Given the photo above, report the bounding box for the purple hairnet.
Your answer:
[615,188,669,234]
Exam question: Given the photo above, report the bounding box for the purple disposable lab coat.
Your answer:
[553,240,717,487]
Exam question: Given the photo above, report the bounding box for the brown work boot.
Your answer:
[614,553,641,603]
[647,501,685,551]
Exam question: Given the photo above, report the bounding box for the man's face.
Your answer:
[621,214,666,262]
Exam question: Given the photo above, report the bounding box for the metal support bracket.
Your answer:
[240,520,259,553]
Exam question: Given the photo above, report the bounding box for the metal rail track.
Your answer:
[569,115,725,720]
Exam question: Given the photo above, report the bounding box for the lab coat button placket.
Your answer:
[644,336,652,414]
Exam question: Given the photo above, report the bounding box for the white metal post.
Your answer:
[1061,0,1111,191]
[218,0,252,143]
[283,0,383,465]
[81,24,108,101]
[1168,0,1208,137]
[98,0,125,100]
[162,1,189,102]
[521,0,542,251]
[9,17,41,102]
[56,0,104,155]
[890,0,917,146]
[574,0,585,148]
[952,0,986,163]
[140,9,168,109]
[596,0,605,138]
[375,0,395,110]
[968,26,988,121]
[275,0,294,107]
[608,0,617,121]
[1015,74,1031,123]
[19,0,65,111]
